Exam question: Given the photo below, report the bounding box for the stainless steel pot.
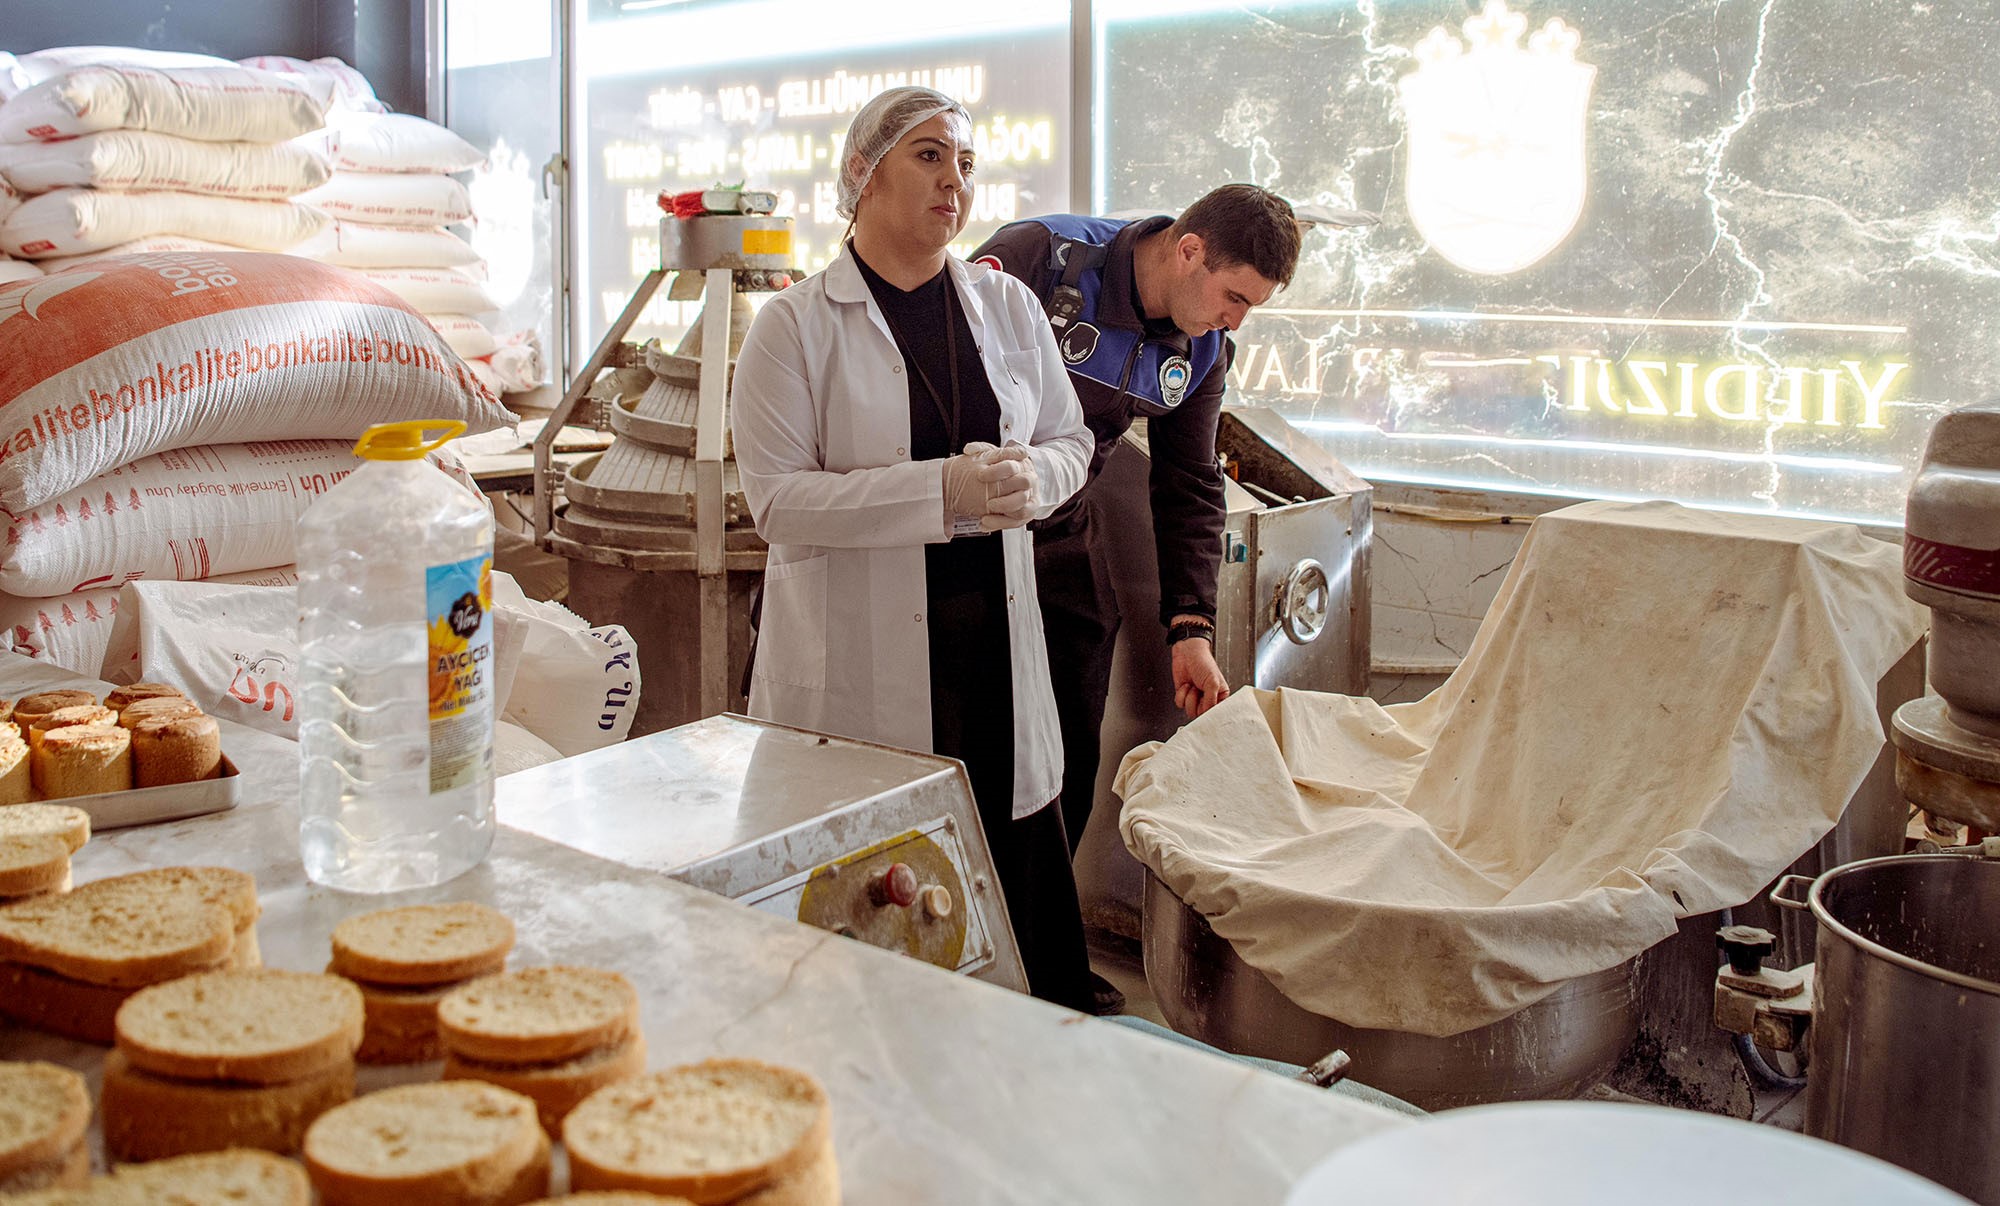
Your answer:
[1143,873,1638,1111]
[1783,854,2000,1204]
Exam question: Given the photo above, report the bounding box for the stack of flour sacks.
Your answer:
[0,45,535,399]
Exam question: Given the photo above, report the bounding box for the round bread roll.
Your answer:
[132,714,223,787]
[118,696,204,729]
[304,1080,550,1206]
[0,1061,91,1182]
[35,725,132,799]
[115,968,363,1084]
[332,902,515,986]
[105,681,187,712]
[562,1060,833,1204]
[73,1149,312,1205]
[438,966,638,1065]
[0,959,141,1043]
[11,691,96,732]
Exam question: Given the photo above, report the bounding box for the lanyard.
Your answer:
[877,272,963,453]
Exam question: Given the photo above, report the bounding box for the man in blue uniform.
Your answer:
[971,185,1302,1012]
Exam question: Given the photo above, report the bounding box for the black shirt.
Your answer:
[852,247,1004,600]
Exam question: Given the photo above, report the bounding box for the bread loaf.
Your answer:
[34,725,132,798]
[0,1061,90,1186]
[303,1080,550,1206]
[11,691,95,732]
[0,833,70,898]
[132,713,223,787]
[332,901,515,986]
[105,681,188,712]
[115,968,363,1084]
[117,695,203,729]
[100,1048,355,1161]
[446,1033,648,1137]
[562,1060,835,1205]
[437,966,639,1065]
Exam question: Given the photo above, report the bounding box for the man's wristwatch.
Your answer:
[1167,619,1216,646]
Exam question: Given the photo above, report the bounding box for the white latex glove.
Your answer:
[972,443,1037,532]
[942,451,989,525]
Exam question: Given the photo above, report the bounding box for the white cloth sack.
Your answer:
[237,56,384,114]
[291,221,481,269]
[0,252,509,513]
[474,331,545,393]
[491,573,640,755]
[496,720,564,775]
[1116,501,1929,1037]
[35,235,244,272]
[363,267,498,315]
[1,189,327,258]
[1,564,297,677]
[0,439,475,597]
[297,171,473,227]
[0,259,39,286]
[314,111,484,173]
[0,131,332,198]
[0,66,329,144]
[15,47,233,86]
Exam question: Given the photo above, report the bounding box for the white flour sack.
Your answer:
[425,315,498,359]
[362,267,498,315]
[0,131,333,198]
[15,46,233,86]
[0,438,468,597]
[0,66,329,144]
[0,189,327,259]
[36,236,243,273]
[0,252,511,513]
[238,55,383,114]
[0,260,40,286]
[318,112,484,173]
[0,564,298,676]
[296,171,473,227]
[291,221,481,269]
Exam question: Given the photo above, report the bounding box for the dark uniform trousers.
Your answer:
[1032,495,1122,856]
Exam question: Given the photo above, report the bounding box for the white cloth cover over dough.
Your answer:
[1116,501,1928,1037]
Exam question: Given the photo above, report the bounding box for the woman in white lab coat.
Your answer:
[731,86,1097,1011]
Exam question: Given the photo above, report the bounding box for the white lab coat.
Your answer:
[730,245,1091,819]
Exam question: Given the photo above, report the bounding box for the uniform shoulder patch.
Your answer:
[1059,322,1101,365]
[1159,355,1192,407]
[974,254,1002,271]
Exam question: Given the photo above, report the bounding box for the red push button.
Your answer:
[869,863,919,908]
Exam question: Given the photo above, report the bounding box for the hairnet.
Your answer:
[836,86,972,221]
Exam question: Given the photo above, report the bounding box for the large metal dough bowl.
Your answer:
[1144,873,1638,1111]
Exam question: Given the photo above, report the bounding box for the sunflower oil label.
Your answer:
[426,552,494,792]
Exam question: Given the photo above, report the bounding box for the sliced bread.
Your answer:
[0,889,233,987]
[95,865,260,931]
[115,968,363,1084]
[0,1061,90,1182]
[0,1140,88,1194]
[100,1049,355,1162]
[303,1080,549,1206]
[104,682,187,712]
[562,1060,832,1204]
[522,1195,700,1205]
[0,834,70,899]
[116,696,203,729]
[446,1033,648,1137]
[0,804,91,853]
[0,733,27,805]
[10,691,96,731]
[437,966,638,1065]
[331,902,514,986]
[0,1148,313,1205]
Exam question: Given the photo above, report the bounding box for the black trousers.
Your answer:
[1032,509,1121,856]
[926,550,1096,1013]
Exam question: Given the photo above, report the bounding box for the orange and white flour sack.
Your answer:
[0,252,509,513]
[0,438,477,597]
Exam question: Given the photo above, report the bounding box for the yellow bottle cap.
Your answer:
[352,420,468,461]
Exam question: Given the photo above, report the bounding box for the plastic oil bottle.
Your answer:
[297,420,495,892]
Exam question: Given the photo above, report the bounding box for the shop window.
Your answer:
[1097,0,1974,524]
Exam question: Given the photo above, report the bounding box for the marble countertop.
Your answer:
[0,654,1405,1204]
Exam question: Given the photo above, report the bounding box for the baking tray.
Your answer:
[47,754,242,830]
